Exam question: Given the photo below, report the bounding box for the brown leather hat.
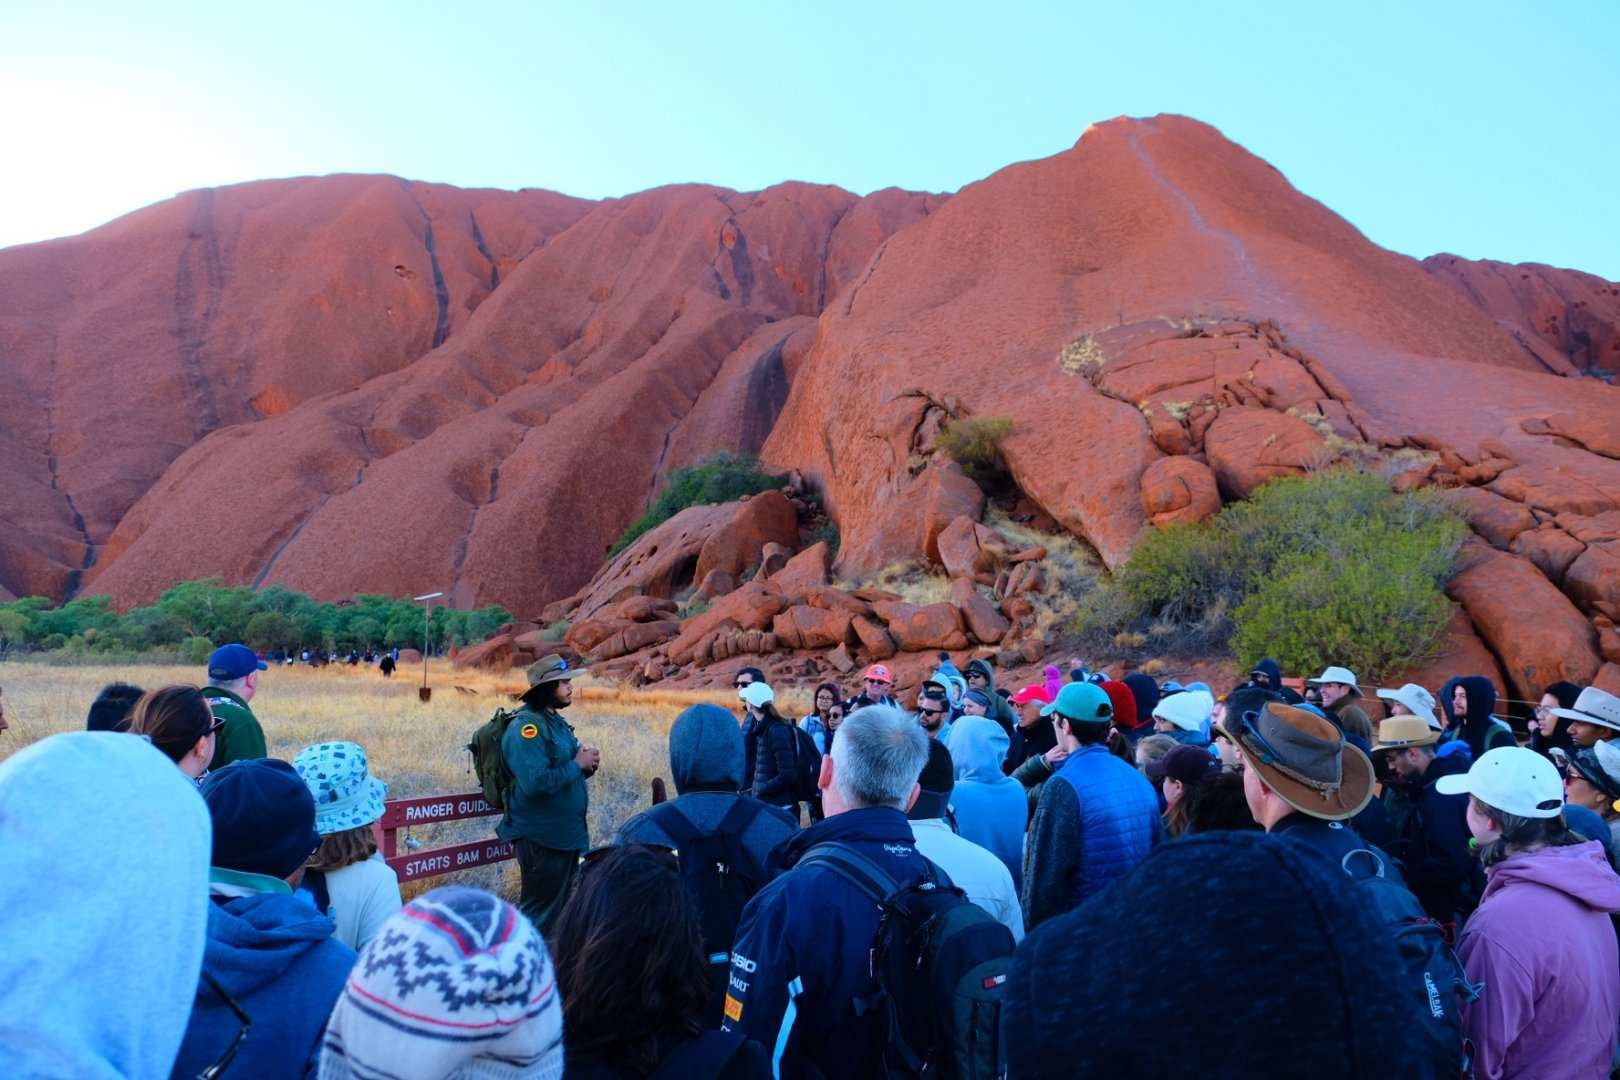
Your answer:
[1221,702,1373,821]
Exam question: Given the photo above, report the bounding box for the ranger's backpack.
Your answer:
[1342,847,1479,1078]
[467,707,519,810]
[798,842,1014,1080]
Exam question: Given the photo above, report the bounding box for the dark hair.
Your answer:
[1182,769,1262,834]
[1163,768,1219,839]
[520,680,569,711]
[87,682,145,732]
[1061,717,1112,746]
[1471,799,1581,868]
[1106,728,1132,761]
[553,845,708,1073]
[754,701,792,729]
[1530,681,1582,759]
[736,666,766,684]
[130,686,215,763]
[308,823,378,871]
[813,682,842,719]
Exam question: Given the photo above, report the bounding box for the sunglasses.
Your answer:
[197,973,251,1080]
[918,707,948,718]
[734,680,751,689]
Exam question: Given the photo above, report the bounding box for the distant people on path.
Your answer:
[203,642,268,770]
[738,681,802,821]
[173,758,356,1079]
[86,680,144,732]
[1439,675,1516,761]
[848,663,897,711]
[965,658,1018,739]
[131,685,224,780]
[1022,682,1160,931]
[319,886,565,1080]
[1528,680,1581,767]
[1306,665,1373,743]
[293,741,402,952]
[722,705,934,1077]
[615,703,796,1023]
[377,654,395,678]
[1554,686,1620,750]
[907,738,1024,941]
[1439,747,1620,1079]
[496,655,598,936]
[948,714,1027,889]
[0,731,210,1077]
[556,845,770,1079]
[1003,831,1421,1078]
[1373,714,1483,928]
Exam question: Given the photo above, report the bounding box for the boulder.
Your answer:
[887,602,969,652]
[1387,608,1509,705]
[851,615,898,660]
[772,541,832,594]
[951,577,1011,645]
[801,585,873,619]
[565,617,631,653]
[1445,543,1600,702]
[692,569,737,603]
[667,580,785,665]
[918,462,989,565]
[451,633,516,670]
[1203,408,1327,499]
[395,649,423,666]
[827,643,857,674]
[936,516,1013,581]
[771,605,854,650]
[607,595,678,624]
[1566,541,1620,621]
[1449,487,1537,550]
[1139,456,1222,527]
[1597,664,1620,697]
[693,491,803,587]
[756,542,793,580]
[589,620,681,662]
[1510,527,1586,585]
[1001,595,1036,623]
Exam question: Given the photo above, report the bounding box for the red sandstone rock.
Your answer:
[771,542,831,594]
[951,577,1011,645]
[1203,408,1327,499]
[667,580,784,665]
[1450,487,1538,550]
[772,606,853,650]
[693,569,737,603]
[851,615,898,660]
[1387,609,1509,705]
[1511,527,1587,585]
[756,542,793,580]
[1597,664,1620,697]
[590,620,680,662]
[1140,457,1222,527]
[693,493,802,588]
[452,633,516,670]
[887,602,969,653]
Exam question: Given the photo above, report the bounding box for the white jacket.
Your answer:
[911,817,1026,942]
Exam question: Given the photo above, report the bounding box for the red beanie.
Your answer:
[1101,680,1141,731]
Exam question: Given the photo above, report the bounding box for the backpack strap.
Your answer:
[797,842,905,903]
[716,795,766,839]
[653,804,703,850]
[649,1029,745,1080]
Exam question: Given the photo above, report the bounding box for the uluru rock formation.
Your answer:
[3,114,1619,700]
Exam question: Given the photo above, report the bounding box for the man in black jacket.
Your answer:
[1374,715,1483,928]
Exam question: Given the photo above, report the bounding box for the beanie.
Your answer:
[963,688,994,712]
[201,759,322,880]
[908,738,956,821]
[1123,673,1159,728]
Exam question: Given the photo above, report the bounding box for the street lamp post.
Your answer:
[413,592,443,702]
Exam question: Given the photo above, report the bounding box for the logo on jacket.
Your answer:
[520,723,538,739]
[724,994,744,1022]
[883,843,914,857]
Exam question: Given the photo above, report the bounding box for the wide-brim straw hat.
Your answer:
[1222,702,1372,821]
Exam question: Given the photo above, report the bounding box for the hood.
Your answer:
[1456,676,1498,727]
[1484,841,1620,912]
[1123,673,1160,728]
[668,703,744,794]
[966,658,999,694]
[0,732,210,1079]
[951,716,1011,783]
[203,891,340,999]
[1101,681,1138,733]
[1250,658,1283,690]
[1421,748,1472,786]
[1438,676,1463,728]
[930,667,967,707]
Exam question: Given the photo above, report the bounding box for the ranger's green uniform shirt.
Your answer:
[203,686,266,771]
[494,706,589,852]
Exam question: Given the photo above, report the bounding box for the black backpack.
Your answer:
[654,800,771,1025]
[788,724,823,804]
[467,707,519,810]
[797,842,1014,1080]
[1341,848,1480,1078]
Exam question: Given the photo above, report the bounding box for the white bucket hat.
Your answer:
[1376,683,1439,730]
[1549,687,1620,733]
[1306,666,1361,696]
[1436,746,1564,819]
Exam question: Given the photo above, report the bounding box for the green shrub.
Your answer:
[935,417,1014,485]
[181,636,215,665]
[1074,470,1466,680]
[610,453,786,556]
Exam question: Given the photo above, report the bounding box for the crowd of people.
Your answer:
[5,641,1620,1079]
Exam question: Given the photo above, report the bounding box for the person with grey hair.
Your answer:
[721,705,933,1078]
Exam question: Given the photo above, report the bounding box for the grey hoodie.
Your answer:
[616,704,797,865]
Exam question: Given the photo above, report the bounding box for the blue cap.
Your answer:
[1041,682,1114,724]
[207,643,267,681]
[202,759,321,879]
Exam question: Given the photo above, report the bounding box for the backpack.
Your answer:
[788,724,823,804]
[467,707,520,810]
[798,842,1014,1080]
[654,799,770,1025]
[1341,848,1480,1078]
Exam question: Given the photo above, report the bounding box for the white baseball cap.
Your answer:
[1376,683,1439,731]
[1306,666,1361,694]
[1436,746,1564,819]
[739,681,775,709]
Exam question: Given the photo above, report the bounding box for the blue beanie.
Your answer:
[201,759,321,880]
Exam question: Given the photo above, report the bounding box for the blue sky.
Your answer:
[3,0,1616,277]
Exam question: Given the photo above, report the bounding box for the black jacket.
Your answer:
[745,715,798,807]
[1381,752,1484,925]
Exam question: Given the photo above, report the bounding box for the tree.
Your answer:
[0,610,31,658]
[245,611,300,653]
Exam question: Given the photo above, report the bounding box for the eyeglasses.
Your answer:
[1533,706,1553,718]
[197,973,251,1079]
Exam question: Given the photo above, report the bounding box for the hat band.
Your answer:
[1238,732,1343,802]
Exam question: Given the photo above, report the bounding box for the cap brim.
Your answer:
[1549,708,1620,731]
[1433,773,1473,798]
[1039,701,1057,717]
[1238,735,1375,821]
[255,660,268,671]
[533,668,582,685]
[1371,734,1439,753]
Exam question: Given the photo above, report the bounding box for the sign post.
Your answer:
[413,591,443,702]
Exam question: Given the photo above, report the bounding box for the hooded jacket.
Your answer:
[1122,673,1159,740]
[965,659,1018,740]
[0,733,211,1080]
[946,715,1026,889]
[616,705,797,886]
[1458,841,1620,1079]
[1023,744,1162,930]
[1440,676,1516,762]
[171,884,358,1079]
[722,807,935,1078]
[1381,751,1484,924]
[1246,658,1305,704]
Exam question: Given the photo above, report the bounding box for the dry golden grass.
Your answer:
[0,660,759,898]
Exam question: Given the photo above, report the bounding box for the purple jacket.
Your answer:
[1457,841,1620,1079]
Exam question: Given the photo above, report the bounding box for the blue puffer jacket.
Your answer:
[1022,745,1161,930]
[722,807,934,1079]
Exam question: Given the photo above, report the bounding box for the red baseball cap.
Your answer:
[1010,684,1052,705]
[863,664,894,685]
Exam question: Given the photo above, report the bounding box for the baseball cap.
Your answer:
[1041,682,1113,724]
[1436,747,1563,819]
[739,681,775,709]
[1011,684,1053,706]
[206,643,267,681]
[863,664,894,685]
[1146,743,1219,784]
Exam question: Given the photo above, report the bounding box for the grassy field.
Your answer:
[0,660,797,897]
